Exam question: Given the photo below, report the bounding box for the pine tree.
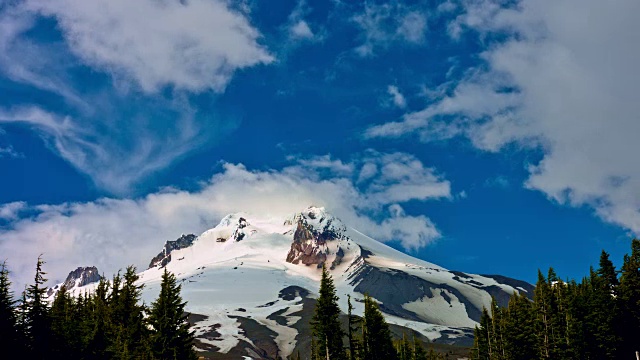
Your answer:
[347,295,361,360]
[0,262,19,350]
[617,239,640,358]
[24,255,51,359]
[362,295,397,360]
[50,284,81,358]
[412,336,428,360]
[503,293,536,360]
[148,268,197,360]
[86,277,111,360]
[311,264,346,360]
[109,266,149,359]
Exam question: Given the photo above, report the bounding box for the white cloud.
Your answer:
[284,0,322,43]
[0,0,271,193]
[353,3,427,56]
[289,21,315,40]
[0,202,27,220]
[367,0,640,236]
[21,0,273,93]
[387,85,407,108]
[0,153,450,289]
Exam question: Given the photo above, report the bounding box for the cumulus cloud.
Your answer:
[352,3,427,56]
[0,202,27,220]
[22,0,273,93]
[0,153,450,289]
[366,0,640,235]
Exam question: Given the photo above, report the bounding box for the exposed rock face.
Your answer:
[149,234,197,268]
[286,208,348,268]
[65,266,101,289]
[232,217,249,242]
[48,266,102,297]
[286,220,328,266]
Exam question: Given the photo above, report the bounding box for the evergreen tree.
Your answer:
[347,295,361,360]
[362,295,397,360]
[617,239,640,358]
[109,266,149,359]
[311,264,346,360]
[0,262,19,350]
[412,336,428,360]
[86,277,111,360]
[395,333,413,360]
[24,255,51,359]
[50,284,81,358]
[147,268,197,360]
[503,293,536,360]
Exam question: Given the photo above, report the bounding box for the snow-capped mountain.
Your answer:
[53,206,532,359]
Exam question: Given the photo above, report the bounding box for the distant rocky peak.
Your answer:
[64,266,101,289]
[148,234,197,268]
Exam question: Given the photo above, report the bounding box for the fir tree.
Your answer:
[617,239,640,358]
[109,266,149,359]
[412,336,428,360]
[362,295,397,360]
[24,255,51,359]
[503,293,536,360]
[50,284,81,358]
[0,262,19,350]
[347,295,361,360]
[86,277,111,360]
[311,264,346,360]
[148,268,197,360]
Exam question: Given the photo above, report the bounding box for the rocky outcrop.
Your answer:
[286,220,328,267]
[47,266,102,297]
[232,217,249,242]
[149,234,197,268]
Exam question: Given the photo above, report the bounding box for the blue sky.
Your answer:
[1,0,638,287]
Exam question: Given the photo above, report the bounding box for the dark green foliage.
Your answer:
[311,264,346,360]
[147,268,197,360]
[0,256,198,359]
[362,295,397,360]
[24,255,52,359]
[617,239,640,358]
[347,295,362,360]
[0,262,20,350]
[50,284,82,358]
[469,239,640,360]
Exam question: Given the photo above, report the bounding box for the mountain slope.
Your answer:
[53,206,532,359]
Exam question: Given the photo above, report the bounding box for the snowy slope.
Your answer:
[53,206,532,359]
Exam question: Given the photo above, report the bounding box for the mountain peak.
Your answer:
[47,266,102,298]
[148,233,197,268]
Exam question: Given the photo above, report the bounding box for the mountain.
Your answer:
[52,206,532,359]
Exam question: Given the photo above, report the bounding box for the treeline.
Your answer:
[0,256,197,360]
[471,239,640,360]
[299,265,448,360]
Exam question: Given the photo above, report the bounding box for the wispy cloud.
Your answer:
[0,152,450,289]
[0,146,23,159]
[352,2,427,56]
[0,0,272,193]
